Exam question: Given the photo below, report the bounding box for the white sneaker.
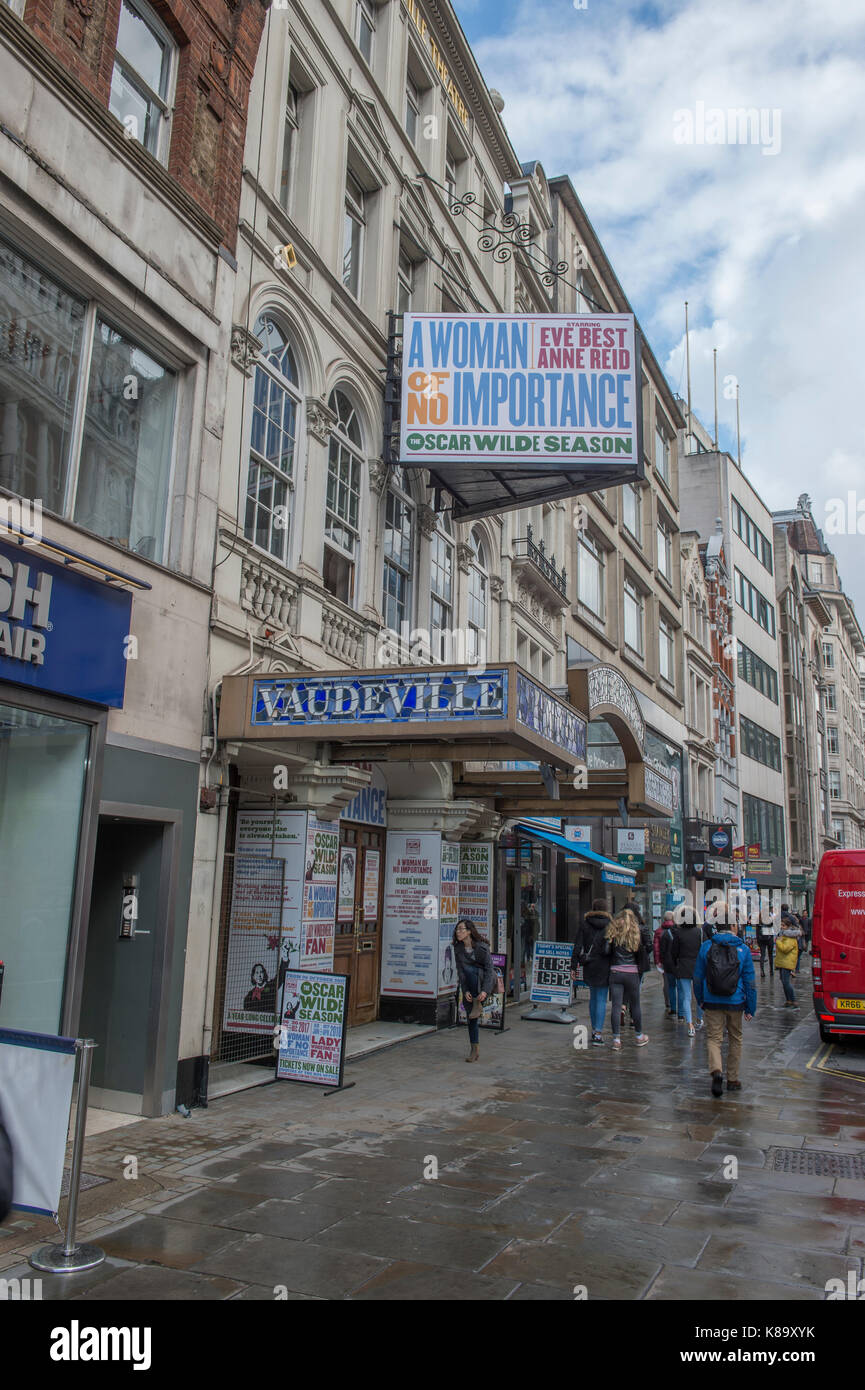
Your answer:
[635,1033,650,1046]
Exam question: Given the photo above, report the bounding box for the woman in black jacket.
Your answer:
[571,898,613,1045]
[671,919,704,1036]
[453,919,495,1063]
[603,908,650,1051]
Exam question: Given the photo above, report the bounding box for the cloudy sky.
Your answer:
[458,0,865,618]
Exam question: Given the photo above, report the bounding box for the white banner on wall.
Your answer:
[0,1028,76,1216]
[458,842,493,930]
[301,814,339,970]
[439,840,460,994]
[381,831,442,998]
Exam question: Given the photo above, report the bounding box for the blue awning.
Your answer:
[514,821,637,881]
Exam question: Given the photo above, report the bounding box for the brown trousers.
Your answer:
[704,1009,744,1082]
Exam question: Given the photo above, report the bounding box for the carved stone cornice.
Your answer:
[456,541,474,574]
[231,324,263,377]
[306,398,337,445]
[490,575,504,599]
[368,459,389,494]
[417,503,438,539]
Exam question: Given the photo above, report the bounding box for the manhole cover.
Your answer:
[59,1170,110,1198]
[768,1148,865,1179]
[613,1134,643,1144]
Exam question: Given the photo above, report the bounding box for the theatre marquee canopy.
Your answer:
[218,664,588,772]
[397,312,644,521]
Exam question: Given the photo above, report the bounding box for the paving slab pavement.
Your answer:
[3,971,865,1301]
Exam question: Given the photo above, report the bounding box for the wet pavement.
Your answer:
[3,970,864,1300]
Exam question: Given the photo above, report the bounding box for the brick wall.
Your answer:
[22,0,268,249]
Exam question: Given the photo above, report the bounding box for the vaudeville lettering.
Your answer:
[516,672,587,761]
[252,671,508,726]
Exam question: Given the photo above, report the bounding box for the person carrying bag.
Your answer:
[453,918,495,1063]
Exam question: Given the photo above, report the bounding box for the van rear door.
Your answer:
[818,860,865,1013]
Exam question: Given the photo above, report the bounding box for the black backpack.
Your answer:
[705,940,741,996]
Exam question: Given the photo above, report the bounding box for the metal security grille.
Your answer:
[767,1148,865,1180]
[211,791,286,1068]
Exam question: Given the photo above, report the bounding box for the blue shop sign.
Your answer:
[0,538,133,707]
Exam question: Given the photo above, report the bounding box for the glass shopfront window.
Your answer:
[0,703,91,1033]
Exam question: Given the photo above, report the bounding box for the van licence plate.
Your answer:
[835,998,865,1011]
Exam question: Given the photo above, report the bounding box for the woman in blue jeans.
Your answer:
[453,919,495,1062]
[603,907,649,1050]
[571,898,614,1045]
[670,916,704,1037]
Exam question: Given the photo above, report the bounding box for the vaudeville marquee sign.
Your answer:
[218,664,588,771]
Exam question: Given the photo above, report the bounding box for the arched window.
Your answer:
[324,388,363,604]
[382,466,414,632]
[245,314,300,563]
[430,512,454,659]
[467,526,488,664]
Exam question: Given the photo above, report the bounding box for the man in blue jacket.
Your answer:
[693,917,757,1097]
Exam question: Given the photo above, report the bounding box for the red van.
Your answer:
[812,849,865,1042]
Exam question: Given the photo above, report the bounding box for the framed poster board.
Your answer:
[276,970,350,1088]
[529,941,574,1008]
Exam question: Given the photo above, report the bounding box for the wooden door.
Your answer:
[334,827,384,1027]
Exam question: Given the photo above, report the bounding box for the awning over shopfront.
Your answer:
[513,821,637,884]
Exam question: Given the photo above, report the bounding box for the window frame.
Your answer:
[109,0,178,165]
[278,81,301,213]
[244,314,302,568]
[429,518,454,660]
[623,576,644,657]
[0,235,180,564]
[622,481,641,542]
[382,467,415,634]
[342,171,366,300]
[405,74,420,147]
[356,0,376,65]
[654,419,670,485]
[577,531,605,620]
[467,526,488,665]
[323,388,363,606]
[658,618,674,684]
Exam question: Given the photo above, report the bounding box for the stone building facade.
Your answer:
[0,0,266,1114]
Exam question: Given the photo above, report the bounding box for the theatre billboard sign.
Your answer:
[397,313,643,519]
[218,664,588,773]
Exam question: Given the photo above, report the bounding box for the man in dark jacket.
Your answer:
[571,898,613,1045]
[694,919,757,1097]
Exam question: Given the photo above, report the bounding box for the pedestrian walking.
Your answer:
[775,911,802,1006]
[670,913,704,1036]
[693,916,757,1096]
[798,910,812,967]
[756,914,776,979]
[603,907,650,1051]
[571,897,613,1046]
[658,911,678,1019]
[453,918,495,1063]
[653,911,675,1014]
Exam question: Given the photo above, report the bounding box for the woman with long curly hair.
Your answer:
[453,918,495,1063]
[604,907,650,1052]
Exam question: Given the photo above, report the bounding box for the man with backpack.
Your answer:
[693,916,757,1097]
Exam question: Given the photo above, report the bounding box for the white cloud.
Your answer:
[472,0,865,613]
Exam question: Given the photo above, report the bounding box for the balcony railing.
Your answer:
[513,524,567,598]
